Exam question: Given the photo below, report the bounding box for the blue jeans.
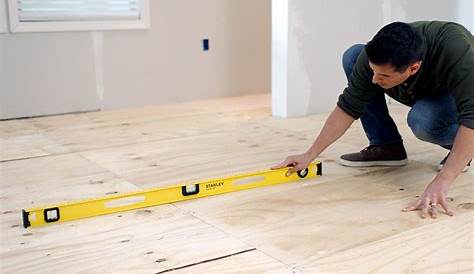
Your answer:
[342,44,457,149]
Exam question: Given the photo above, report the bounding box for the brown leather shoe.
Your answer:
[338,142,408,167]
[438,152,471,172]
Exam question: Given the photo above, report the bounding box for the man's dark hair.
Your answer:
[365,22,424,72]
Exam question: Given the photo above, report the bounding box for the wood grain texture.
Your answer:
[1,93,472,273]
[0,120,70,162]
[306,212,474,274]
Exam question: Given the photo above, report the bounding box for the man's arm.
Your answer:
[406,24,474,218]
[272,106,355,172]
[306,106,356,159]
[404,125,474,218]
[439,125,474,179]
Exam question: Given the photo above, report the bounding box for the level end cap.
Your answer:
[22,209,31,228]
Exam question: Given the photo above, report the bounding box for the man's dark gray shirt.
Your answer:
[337,21,474,129]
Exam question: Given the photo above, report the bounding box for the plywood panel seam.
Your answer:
[170,203,303,271]
[0,153,60,164]
[154,248,258,274]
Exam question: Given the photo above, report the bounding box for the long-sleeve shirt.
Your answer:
[337,21,474,129]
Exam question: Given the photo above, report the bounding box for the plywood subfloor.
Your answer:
[1,94,473,274]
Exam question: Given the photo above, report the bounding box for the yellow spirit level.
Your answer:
[22,161,322,228]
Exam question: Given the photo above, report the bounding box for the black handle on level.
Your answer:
[316,162,322,176]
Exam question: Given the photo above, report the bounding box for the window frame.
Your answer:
[7,0,150,33]
[0,0,7,33]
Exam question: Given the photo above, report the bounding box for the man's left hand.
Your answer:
[402,177,454,219]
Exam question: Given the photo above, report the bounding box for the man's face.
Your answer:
[368,61,421,89]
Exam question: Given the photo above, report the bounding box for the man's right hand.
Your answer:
[271,152,313,175]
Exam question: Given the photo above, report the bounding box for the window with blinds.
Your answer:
[8,0,150,32]
[17,0,141,22]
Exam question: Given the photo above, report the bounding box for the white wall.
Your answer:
[0,0,271,119]
[273,0,473,117]
[388,0,473,32]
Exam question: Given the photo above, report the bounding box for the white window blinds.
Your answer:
[17,0,141,22]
